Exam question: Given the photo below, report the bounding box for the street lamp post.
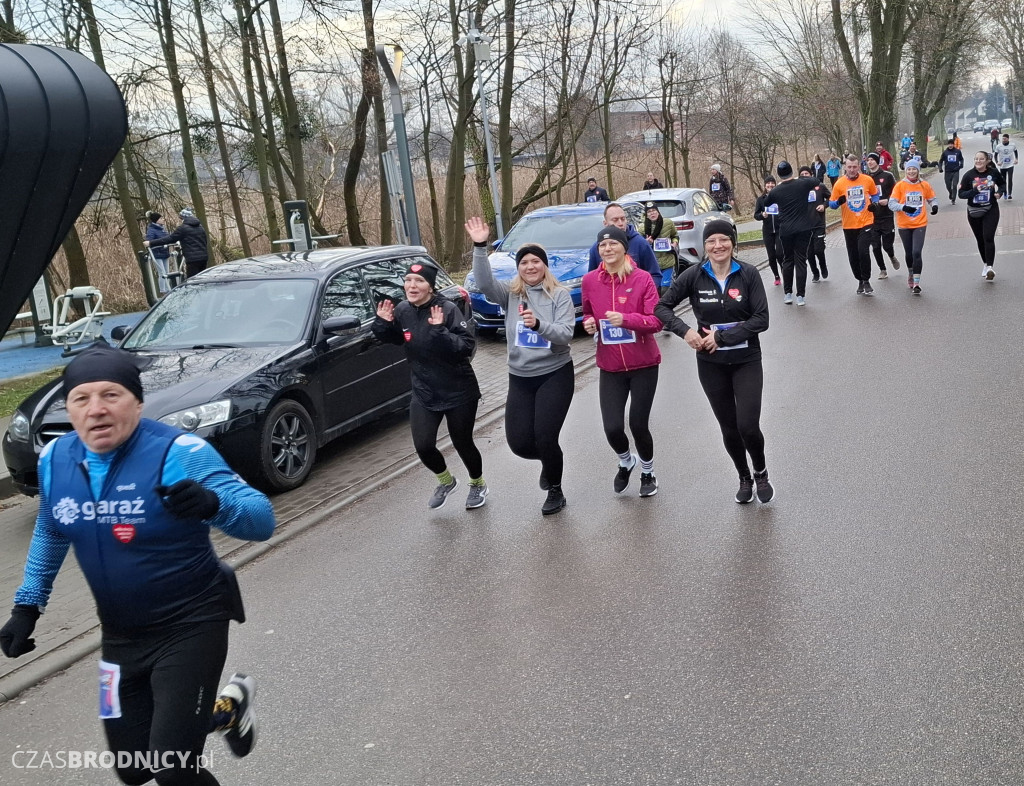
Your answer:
[460,22,504,238]
[376,44,421,246]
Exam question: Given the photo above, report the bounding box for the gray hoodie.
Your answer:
[472,246,574,377]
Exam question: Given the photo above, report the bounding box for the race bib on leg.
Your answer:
[99,660,122,719]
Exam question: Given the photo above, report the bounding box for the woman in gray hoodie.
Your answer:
[466,217,576,515]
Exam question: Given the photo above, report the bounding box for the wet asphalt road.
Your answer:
[2,197,1024,784]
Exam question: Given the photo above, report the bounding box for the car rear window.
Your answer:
[644,200,686,219]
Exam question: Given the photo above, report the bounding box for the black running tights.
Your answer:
[697,359,766,476]
[505,363,575,486]
[897,227,927,275]
[102,621,228,785]
[410,398,483,479]
[967,205,1000,266]
[870,227,895,268]
[599,365,658,462]
[762,231,782,279]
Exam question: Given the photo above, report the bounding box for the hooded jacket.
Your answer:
[371,294,480,411]
[471,246,574,377]
[147,215,209,263]
[145,221,170,260]
[581,263,662,373]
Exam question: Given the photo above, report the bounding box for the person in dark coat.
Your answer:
[144,211,172,293]
[641,171,663,190]
[144,208,209,278]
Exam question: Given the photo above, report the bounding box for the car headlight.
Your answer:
[8,412,29,442]
[158,400,231,432]
[561,276,584,289]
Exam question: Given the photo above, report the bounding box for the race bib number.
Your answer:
[906,192,923,207]
[947,154,958,163]
[710,322,748,351]
[1001,154,1014,167]
[847,185,865,208]
[765,204,779,215]
[586,195,597,202]
[711,182,721,192]
[975,189,991,204]
[653,238,671,252]
[808,190,817,202]
[99,660,122,719]
[514,320,551,349]
[599,319,636,345]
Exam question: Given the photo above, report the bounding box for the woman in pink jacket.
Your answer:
[582,226,663,497]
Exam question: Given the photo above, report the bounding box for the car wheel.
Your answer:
[256,399,317,492]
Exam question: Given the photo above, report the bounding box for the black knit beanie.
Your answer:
[515,244,549,267]
[405,261,439,289]
[62,341,144,402]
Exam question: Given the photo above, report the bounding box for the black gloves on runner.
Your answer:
[0,604,40,658]
[931,204,939,215]
[156,480,220,520]
[834,195,846,206]
[902,205,918,213]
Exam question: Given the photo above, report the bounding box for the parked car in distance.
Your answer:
[2,246,471,495]
[617,187,736,269]
[984,119,1001,132]
[463,200,649,333]
[974,121,986,133]
[1002,118,1013,129]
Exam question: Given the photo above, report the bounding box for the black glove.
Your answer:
[156,480,220,520]
[930,204,938,215]
[867,202,879,213]
[834,195,846,206]
[902,205,918,214]
[0,605,40,658]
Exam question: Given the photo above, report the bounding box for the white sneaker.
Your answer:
[986,266,996,281]
[982,265,989,278]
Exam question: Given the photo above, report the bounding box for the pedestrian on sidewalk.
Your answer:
[655,220,774,505]
[937,139,964,205]
[888,158,938,294]
[753,175,783,287]
[372,261,489,509]
[763,160,819,305]
[993,133,1018,199]
[0,342,276,785]
[708,163,736,211]
[143,208,209,278]
[829,154,881,295]
[465,217,574,516]
[582,226,663,498]
[865,153,901,279]
[958,151,1005,282]
[144,211,172,294]
[799,165,831,283]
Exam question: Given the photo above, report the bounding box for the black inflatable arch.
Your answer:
[0,44,127,335]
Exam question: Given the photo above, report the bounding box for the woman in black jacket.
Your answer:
[144,208,209,277]
[958,151,1005,281]
[372,261,488,510]
[655,220,774,504]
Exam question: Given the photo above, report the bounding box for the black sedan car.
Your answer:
[2,246,470,495]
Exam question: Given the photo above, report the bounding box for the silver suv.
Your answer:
[617,187,735,268]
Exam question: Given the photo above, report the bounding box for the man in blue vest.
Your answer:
[0,342,276,785]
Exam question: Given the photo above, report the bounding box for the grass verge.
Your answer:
[0,368,63,419]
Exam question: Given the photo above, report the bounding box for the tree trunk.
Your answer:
[251,5,290,203]
[362,0,391,244]
[497,0,515,232]
[193,0,251,256]
[156,0,208,255]
[343,69,370,246]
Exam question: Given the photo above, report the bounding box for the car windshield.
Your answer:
[122,278,316,349]
[498,213,603,252]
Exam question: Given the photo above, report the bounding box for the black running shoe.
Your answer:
[613,456,636,493]
[639,473,658,497]
[912,285,921,295]
[542,485,566,515]
[753,470,775,504]
[862,281,874,296]
[856,282,865,295]
[218,673,257,758]
[735,475,754,504]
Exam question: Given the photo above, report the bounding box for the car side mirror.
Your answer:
[721,203,733,212]
[492,239,501,250]
[322,315,361,334]
[110,324,130,341]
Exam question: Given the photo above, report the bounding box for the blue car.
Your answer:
[464,201,658,332]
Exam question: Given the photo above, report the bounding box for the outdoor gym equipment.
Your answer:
[42,286,111,355]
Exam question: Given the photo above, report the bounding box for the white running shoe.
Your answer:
[986,266,996,281]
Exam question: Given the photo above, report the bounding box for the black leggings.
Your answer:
[810,228,827,275]
[762,231,782,279]
[898,227,927,275]
[410,398,483,479]
[505,363,574,486]
[943,169,959,200]
[599,365,658,462]
[1003,167,1014,197]
[697,360,766,476]
[967,204,1000,266]
[870,226,895,268]
[102,621,228,785]
[843,227,873,282]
